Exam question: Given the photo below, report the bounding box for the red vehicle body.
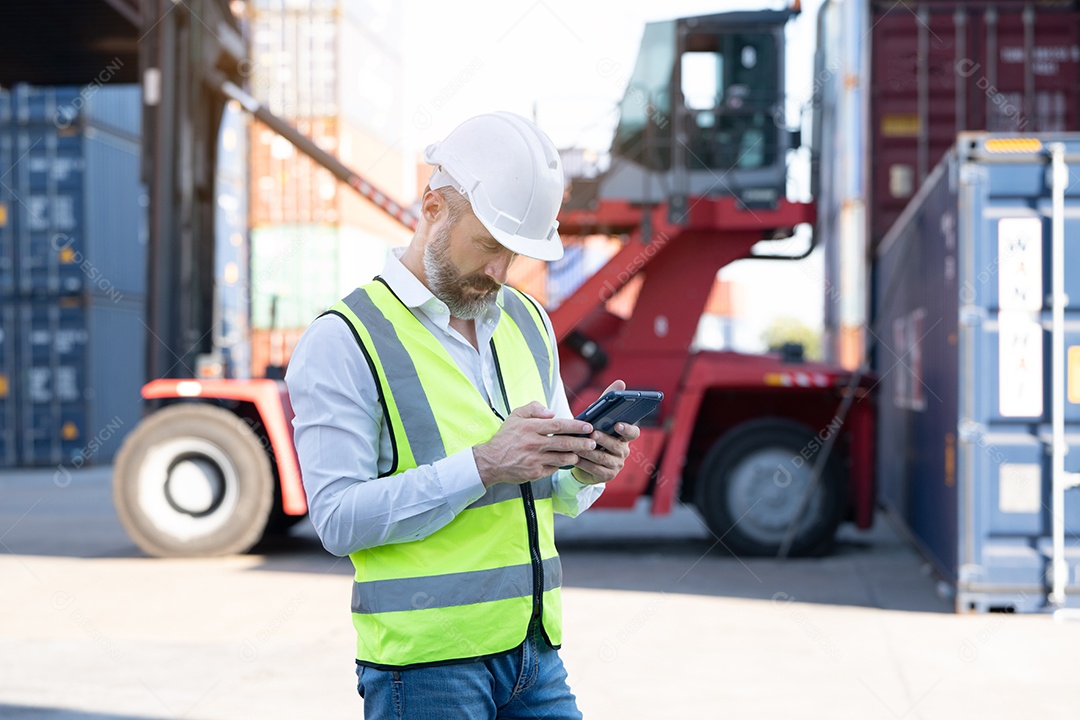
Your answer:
[129,188,875,557]
[550,197,874,528]
[111,4,877,558]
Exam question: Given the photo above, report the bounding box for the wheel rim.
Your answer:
[724,447,825,547]
[136,438,241,542]
[164,454,227,517]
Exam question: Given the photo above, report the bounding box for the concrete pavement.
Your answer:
[1,466,1078,719]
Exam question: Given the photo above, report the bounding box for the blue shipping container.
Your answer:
[0,303,14,466]
[10,295,145,466]
[875,132,1080,613]
[0,83,141,138]
[0,131,14,296]
[0,83,145,299]
[3,121,146,298]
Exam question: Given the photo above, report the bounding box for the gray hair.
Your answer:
[424,184,472,228]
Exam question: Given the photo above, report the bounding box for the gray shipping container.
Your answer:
[7,295,145,467]
[875,132,1080,613]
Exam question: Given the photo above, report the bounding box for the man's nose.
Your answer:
[486,253,514,285]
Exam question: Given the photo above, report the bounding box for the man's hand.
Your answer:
[474,402,596,487]
[570,380,642,486]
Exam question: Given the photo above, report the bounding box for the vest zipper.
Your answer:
[489,339,545,622]
[520,482,544,620]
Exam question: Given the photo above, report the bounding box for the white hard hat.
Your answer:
[425,112,565,262]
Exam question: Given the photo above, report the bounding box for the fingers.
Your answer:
[493,399,641,486]
[533,417,593,437]
[591,427,634,456]
[543,434,596,455]
[576,443,622,470]
[573,456,614,482]
[511,401,555,419]
[505,419,595,454]
[601,379,627,395]
[575,424,636,479]
[612,422,641,441]
[541,452,581,471]
[504,408,589,438]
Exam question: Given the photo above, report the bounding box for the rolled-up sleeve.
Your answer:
[551,467,602,518]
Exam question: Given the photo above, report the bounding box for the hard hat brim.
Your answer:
[485,224,565,262]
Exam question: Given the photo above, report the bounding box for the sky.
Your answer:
[400,0,828,350]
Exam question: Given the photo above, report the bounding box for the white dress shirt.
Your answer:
[286,248,603,557]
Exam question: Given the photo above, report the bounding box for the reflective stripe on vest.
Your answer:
[340,283,443,467]
[352,557,563,615]
[498,289,554,408]
[327,280,563,668]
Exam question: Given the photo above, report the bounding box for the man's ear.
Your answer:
[421,189,445,224]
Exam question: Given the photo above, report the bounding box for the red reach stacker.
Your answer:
[112,4,876,558]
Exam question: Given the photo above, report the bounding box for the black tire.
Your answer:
[695,418,847,557]
[113,403,275,557]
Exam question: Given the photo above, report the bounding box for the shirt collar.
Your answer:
[381,247,502,331]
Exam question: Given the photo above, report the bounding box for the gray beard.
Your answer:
[423,224,499,320]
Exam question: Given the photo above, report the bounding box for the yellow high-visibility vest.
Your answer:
[325,278,562,669]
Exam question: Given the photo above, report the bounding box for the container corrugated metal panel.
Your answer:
[0,84,141,138]
[79,129,146,297]
[80,297,145,464]
[13,295,145,466]
[870,0,1080,248]
[4,123,145,298]
[0,303,15,466]
[250,224,390,329]
[216,103,251,379]
[0,131,14,296]
[874,132,1080,612]
[1,83,145,299]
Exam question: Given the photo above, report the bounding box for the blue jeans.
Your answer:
[355,623,582,719]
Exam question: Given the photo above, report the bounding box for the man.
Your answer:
[286,111,640,719]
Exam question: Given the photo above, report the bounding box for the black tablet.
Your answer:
[573,389,663,436]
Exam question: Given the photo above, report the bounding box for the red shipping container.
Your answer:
[870,0,1080,244]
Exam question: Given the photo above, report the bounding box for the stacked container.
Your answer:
[0,84,146,466]
[246,0,409,375]
[814,0,1080,368]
